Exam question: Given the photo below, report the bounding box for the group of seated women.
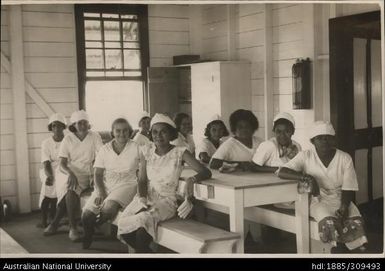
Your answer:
[37,108,368,253]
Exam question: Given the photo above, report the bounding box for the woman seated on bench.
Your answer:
[209,109,262,172]
[196,114,229,164]
[82,118,140,249]
[133,112,151,146]
[44,110,103,241]
[172,113,195,156]
[252,112,301,209]
[278,121,368,253]
[37,113,67,228]
[117,113,211,253]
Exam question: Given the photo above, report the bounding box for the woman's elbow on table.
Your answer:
[209,158,222,170]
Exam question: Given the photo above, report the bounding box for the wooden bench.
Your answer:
[245,205,333,253]
[110,213,240,254]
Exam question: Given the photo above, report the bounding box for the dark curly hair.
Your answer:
[273,118,294,133]
[204,120,229,139]
[48,121,66,132]
[229,109,259,133]
[110,118,133,138]
[149,123,179,142]
[173,113,190,132]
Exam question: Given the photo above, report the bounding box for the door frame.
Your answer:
[329,11,381,202]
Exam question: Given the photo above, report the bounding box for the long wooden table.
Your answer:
[180,169,310,253]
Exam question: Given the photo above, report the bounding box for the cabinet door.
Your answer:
[191,63,221,141]
[147,67,179,117]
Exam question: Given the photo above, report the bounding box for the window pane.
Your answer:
[87,71,105,77]
[102,13,119,18]
[123,42,140,49]
[124,71,142,77]
[124,50,141,69]
[105,49,122,69]
[105,71,123,77]
[85,20,101,41]
[105,41,121,48]
[121,15,137,19]
[122,22,138,41]
[104,21,120,41]
[84,12,100,18]
[86,80,144,131]
[86,49,104,69]
[85,41,102,48]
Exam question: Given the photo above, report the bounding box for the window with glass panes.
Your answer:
[75,5,149,130]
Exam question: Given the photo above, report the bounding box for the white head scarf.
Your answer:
[273,112,295,127]
[309,121,336,140]
[150,113,176,128]
[48,113,67,126]
[70,110,89,124]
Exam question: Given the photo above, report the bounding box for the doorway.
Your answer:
[329,11,382,205]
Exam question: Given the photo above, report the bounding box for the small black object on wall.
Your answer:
[292,58,312,109]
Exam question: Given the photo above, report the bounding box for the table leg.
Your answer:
[295,192,310,253]
[229,189,244,253]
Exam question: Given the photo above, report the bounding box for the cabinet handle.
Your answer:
[211,76,214,82]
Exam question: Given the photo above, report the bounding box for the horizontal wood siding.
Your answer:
[148,5,190,67]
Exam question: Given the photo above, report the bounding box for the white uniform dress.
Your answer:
[39,137,61,207]
[172,133,195,154]
[252,137,301,167]
[133,132,151,146]
[55,131,103,204]
[83,140,140,214]
[283,148,367,249]
[252,137,301,209]
[117,145,187,240]
[211,136,262,162]
[196,138,217,160]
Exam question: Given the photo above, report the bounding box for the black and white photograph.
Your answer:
[0,0,383,261]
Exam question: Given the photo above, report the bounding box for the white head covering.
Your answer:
[138,111,151,122]
[273,112,295,127]
[70,110,89,124]
[48,113,67,126]
[150,113,176,128]
[309,121,336,139]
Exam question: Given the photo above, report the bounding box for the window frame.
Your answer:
[75,4,149,109]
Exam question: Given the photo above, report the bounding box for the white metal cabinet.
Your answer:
[190,61,251,141]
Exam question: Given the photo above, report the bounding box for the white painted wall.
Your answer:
[195,3,381,150]
[148,4,190,67]
[0,5,79,211]
[0,6,17,211]
[0,4,192,212]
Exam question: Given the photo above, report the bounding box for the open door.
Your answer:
[329,11,382,204]
[146,67,179,117]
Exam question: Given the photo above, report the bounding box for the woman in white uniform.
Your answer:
[37,113,67,228]
[82,118,139,249]
[132,112,151,146]
[210,109,262,172]
[117,114,211,253]
[196,114,229,164]
[278,121,368,252]
[171,113,195,155]
[44,110,103,241]
[252,112,301,172]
